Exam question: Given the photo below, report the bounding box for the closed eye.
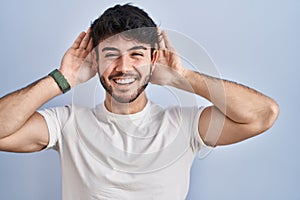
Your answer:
[105,53,120,58]
[131,52,144,57]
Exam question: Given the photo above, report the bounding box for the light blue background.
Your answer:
[0,0,299,199]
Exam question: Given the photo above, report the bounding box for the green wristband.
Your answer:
[48,69,71,93]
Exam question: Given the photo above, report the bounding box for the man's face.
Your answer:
[96,35,157,103]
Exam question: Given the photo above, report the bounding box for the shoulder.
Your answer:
[38,104,94,126]
[164,104,206,117]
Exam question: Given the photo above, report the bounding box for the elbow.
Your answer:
[253,100,280,135]
[264,100,280,130]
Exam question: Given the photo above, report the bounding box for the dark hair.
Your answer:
[90,4,158,49]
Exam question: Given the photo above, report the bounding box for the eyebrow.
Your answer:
[102,47,119,52]
[128,46,148,51]
[101,45,148,52]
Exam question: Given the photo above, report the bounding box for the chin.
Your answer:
[111,92,140,103]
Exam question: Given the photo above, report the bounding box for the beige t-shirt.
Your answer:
[39,101,211,200]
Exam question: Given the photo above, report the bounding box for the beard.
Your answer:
[99,71,152,104]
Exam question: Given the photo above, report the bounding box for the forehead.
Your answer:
[98,34,151,52]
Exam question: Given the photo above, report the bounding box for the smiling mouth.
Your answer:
[110,72,140,86]
[113,77,136,85]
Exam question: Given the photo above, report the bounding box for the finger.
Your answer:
[86,37,93,52]
[71,32,86,49]
[79,28,91,49]
[156,27,162,49]
[157,29,166,50]
[161,31,173,50]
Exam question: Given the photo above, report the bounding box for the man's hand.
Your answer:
[60,28,97,87]
[151,31,187,86]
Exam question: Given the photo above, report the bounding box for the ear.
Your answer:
[151,49,159,73]
[91,49,99,72]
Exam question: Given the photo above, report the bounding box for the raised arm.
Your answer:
[0,29,96,152]
[182,70,279,146]
[151,31,279,147]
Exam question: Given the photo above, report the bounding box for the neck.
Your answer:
[104,92,148,114]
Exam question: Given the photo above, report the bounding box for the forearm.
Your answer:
[0,76,61,138]
[173,69,279,125]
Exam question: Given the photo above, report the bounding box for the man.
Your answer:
[0,4,279,200]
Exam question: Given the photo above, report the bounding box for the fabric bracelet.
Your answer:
[48,69,71,93]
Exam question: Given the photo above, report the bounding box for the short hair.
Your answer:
[90,4,158,49]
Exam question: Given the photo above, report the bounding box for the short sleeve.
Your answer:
[190,106,214,159]
[37,105,71,150]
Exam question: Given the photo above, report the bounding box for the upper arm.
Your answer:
[0,112,50,153]
[198,106,265,147]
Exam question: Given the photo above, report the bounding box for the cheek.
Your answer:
[137,64,152,75]
[98,60,116,75]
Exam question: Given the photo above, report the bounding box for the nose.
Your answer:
[115,54,133,73]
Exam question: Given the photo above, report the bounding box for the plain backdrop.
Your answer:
[0,0,299,199]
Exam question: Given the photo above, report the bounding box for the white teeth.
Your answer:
[115,78,135,84]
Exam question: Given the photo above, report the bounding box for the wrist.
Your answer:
[169,68,190,86]
[48,69,71,93]
[170,68,199,93]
